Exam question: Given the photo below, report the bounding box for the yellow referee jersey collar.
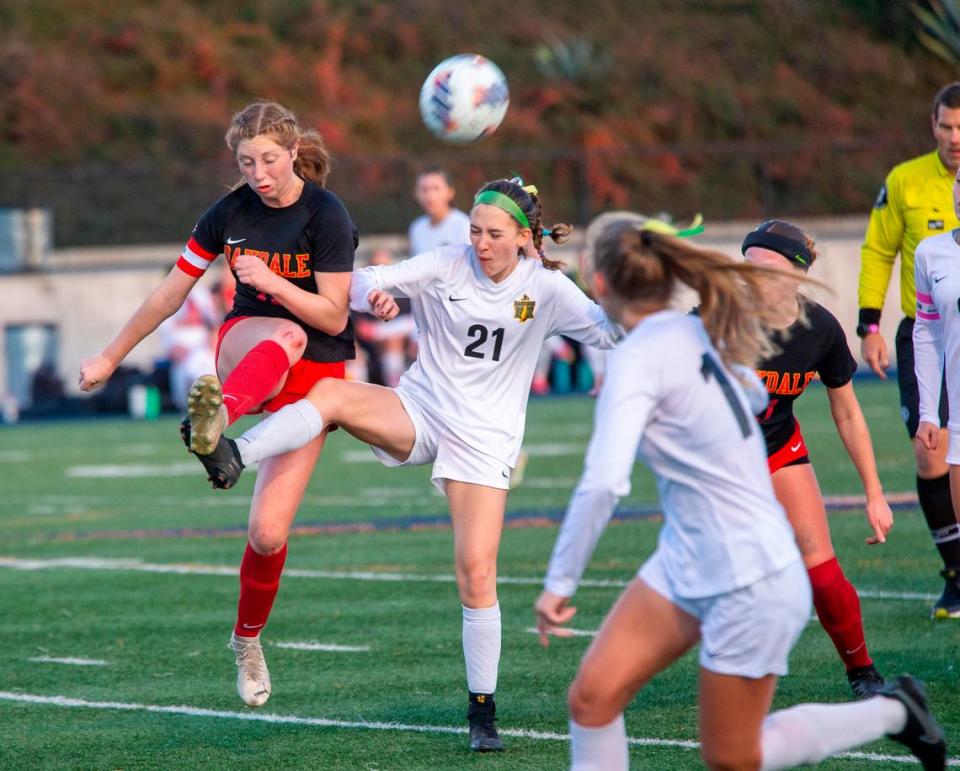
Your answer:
[933,150,952,177]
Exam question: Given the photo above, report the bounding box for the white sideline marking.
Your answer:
[0,450,32,463]
[66,462,201,478]
[341,443,583,464]
[28,656,107,667]
[0,556,938,601]
[274,642,370,652]
[0,691,950,765]
[525,626,596,638]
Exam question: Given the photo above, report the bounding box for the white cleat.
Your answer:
[230,633,271,707]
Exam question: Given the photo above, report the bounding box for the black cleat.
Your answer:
[182,417,244,489]
[880,676,946,770]
[932,568,960,619]
[847,664,885,699]
[467,692,504,752]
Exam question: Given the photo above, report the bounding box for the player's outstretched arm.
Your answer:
[825,382,893,545]
[79,267,198,391]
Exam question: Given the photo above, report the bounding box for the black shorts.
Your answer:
[895,316,948,438]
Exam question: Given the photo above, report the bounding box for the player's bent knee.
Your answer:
[568,677,620,726]
[247,529,288,556]
[272,322,308,358]
[456,564,496,606]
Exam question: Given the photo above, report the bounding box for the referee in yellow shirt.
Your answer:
[858,82,960,618]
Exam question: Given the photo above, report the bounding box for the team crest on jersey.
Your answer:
[513,294,536,322]
[873,184,888,209]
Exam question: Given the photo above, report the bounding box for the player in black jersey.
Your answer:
[743,220,894,699]
[79,101,388,709]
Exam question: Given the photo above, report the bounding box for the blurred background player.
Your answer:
[79,100,362,709]
[535,216,945,771]
[743,219,893,698]
[351,247,416,386]
[858,82,960,618]
[914,165,960,619]
[187,177,621,752]
[408,165,471,255]
[158,279,220,410]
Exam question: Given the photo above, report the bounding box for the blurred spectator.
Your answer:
[408,166,471,255]
[352,247,416,386]
[158,281,220,410]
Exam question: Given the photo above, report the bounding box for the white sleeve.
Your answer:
[548,272,623,349]
[349,248,444,312]
[913,247,945,427]
[544,347,653,596]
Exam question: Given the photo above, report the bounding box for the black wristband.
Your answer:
[858,308,882,327]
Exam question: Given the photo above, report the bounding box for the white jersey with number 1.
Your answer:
[545,310,800,600]
[349,245,622,466]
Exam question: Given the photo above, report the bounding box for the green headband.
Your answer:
[473,190,531,230]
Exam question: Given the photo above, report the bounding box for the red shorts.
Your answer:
[216,316,346,414]
[767,419,810,474]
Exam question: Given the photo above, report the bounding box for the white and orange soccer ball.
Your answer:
[419,54,509,144]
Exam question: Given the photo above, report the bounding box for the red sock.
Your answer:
[807,557,873,670]
[235,542,288,637]
[221,340,290,423]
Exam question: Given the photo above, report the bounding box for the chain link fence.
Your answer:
[0,137,928,248]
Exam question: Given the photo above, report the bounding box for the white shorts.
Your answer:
[947,426,960,465]
[369,387,512,493]
[639,552,811,679]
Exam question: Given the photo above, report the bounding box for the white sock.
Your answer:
[570,715,628,771]
[235,399,324,466]
[462,603,501,694]
[760,697,907,770]
[381,350,405,387]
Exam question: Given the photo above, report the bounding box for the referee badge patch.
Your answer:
[513,294,536,322]
[873,184,888,209]
[928,219,945,230]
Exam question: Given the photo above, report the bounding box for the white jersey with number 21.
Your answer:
[349,245,622,466]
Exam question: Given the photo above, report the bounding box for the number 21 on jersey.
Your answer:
[464,324,504,361]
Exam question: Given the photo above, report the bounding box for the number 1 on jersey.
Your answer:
[700,353,752,438]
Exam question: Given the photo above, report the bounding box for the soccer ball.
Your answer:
[419,54,509,144]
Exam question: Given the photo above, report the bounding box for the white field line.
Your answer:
[274,642,370,652]
[28,656,107,666]
[0,556,937,601]
[0,690,950,765]
[66,462,202,478]
[525,626,597,638]
[341,443,583,464]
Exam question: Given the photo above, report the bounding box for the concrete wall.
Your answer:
[0,216,905,405]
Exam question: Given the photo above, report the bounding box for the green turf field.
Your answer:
[1,379,958,769]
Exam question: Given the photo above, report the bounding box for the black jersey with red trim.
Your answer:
[180,181,357,362]
[755,300,857,456]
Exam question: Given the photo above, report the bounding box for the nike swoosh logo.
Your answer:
[844,642,865,655]
[501,470,510,479]
[226,237,246,245]
[935,275,948,283]
[242,622,264,630]
[448,295,468,302]
[790,442,802,452]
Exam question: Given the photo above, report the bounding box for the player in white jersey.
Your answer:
[535,216,946,771]
[189,177,622,751]
[915,167,960,599]
[408,166,472,255]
